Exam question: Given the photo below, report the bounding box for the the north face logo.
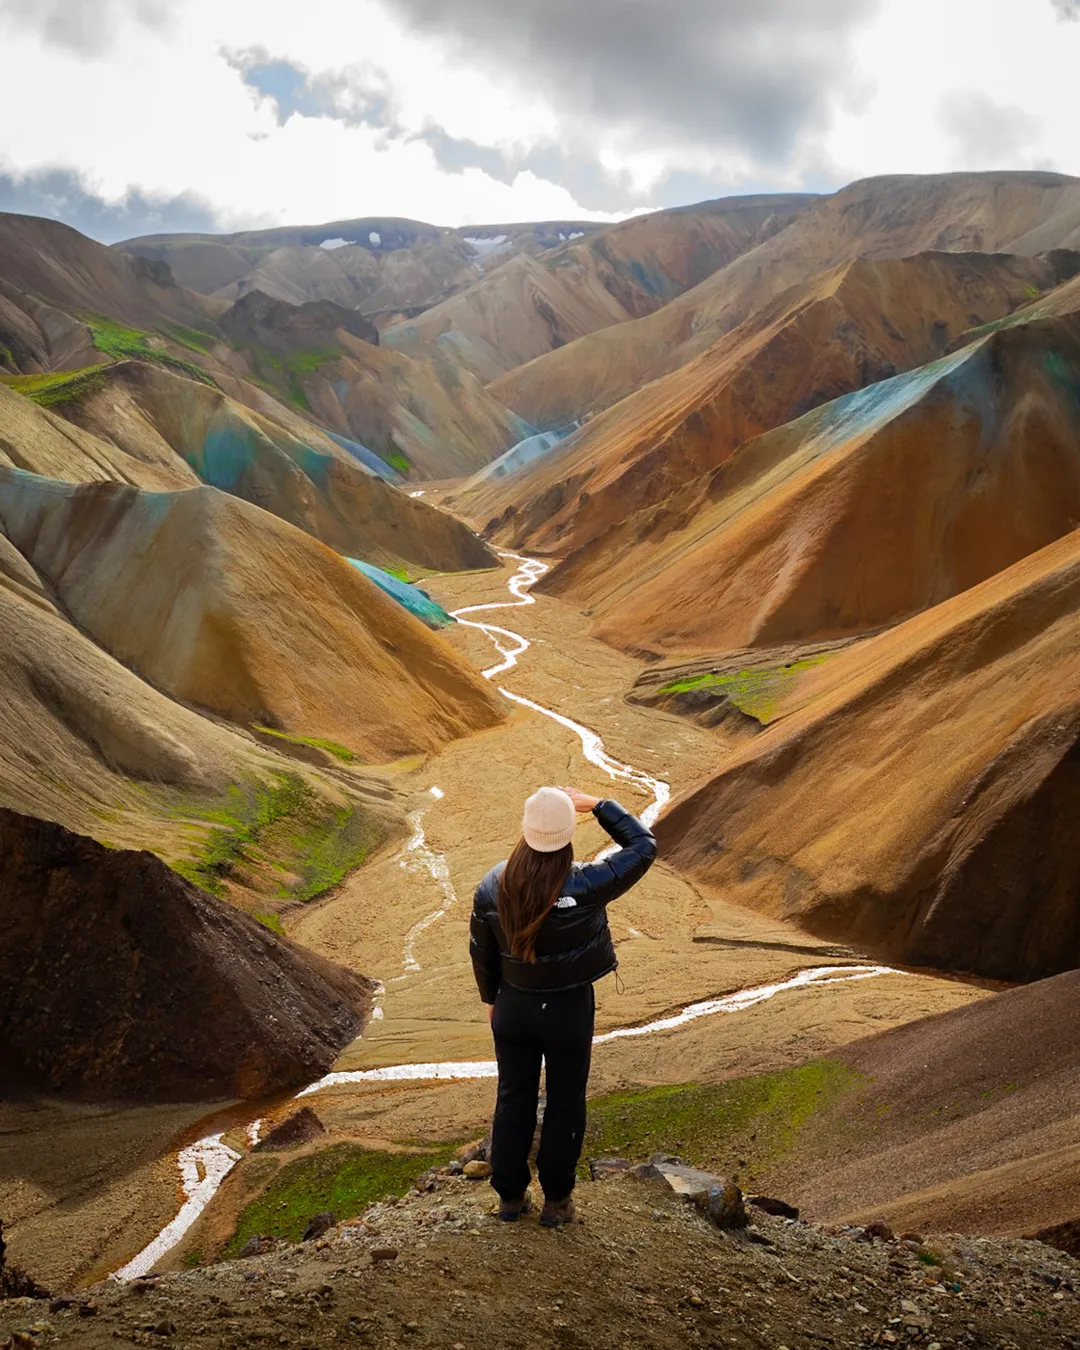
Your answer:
[554,896,577,909]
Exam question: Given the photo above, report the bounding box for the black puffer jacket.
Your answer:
[470,799,657,1001]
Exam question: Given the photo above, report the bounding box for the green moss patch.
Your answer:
[82,314,217,387]
[224,1142,454,1255]
[0,366,109,409]
[659,655,830,722]
[252,910,285,936]
[168,773,381,904]
[253,724,358,763]
[163,322,220,356]
[582,1060,860,1178]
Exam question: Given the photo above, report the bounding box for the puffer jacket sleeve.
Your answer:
[578,799,657,906]
[469,875,502,1004]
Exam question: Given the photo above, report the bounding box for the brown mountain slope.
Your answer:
[654,526,1080,983]
[543,314,1080,659]
[0,545,405,910]
[28,359,494,572]
[383,194,814,381]
[492,171,1080,428]
[0,472,504,759]
[471,250,1078,557]
[0,809,374,1101]
[0,214,527,483]
[763,972,1080,1241]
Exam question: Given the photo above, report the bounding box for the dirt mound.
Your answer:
[655,525,1080,983]
[474,250,1078,558]
[48,360,495,572]
[492,170,1080,428]
[543,313,1080,659]
[19,1172,1080,1347]
[383,195,814,381]
[0,808,374,1100]
[0,472,504,760]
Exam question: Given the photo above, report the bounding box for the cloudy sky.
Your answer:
[0,0,1076,241]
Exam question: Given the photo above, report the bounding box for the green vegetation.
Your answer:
[0,366,108,409]
[224,1142,455,1255]
[385,448,412,475]
[1024,284,1041,301]
[169,772,381,904]
[81,314,217,387]
[658,655,830,723]
[253,910,285,936]
[234,344,340,410]
[0,343,15,372]
[384,564,414,584]
[163,322,220,356]
[253,724,358,763]
[582,1061,860,1178]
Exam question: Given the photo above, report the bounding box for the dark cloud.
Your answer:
[0,0,170,56]
[377,0,879,162]
[0,166,223,243]
[1051,0,1078,18]
[939,91,1041,170]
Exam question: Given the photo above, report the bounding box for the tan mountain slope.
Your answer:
[383,194,814,381]
[21,359,495,572]
[0,543,405,913]
[654,525,1080,983]
[0,809,374,1101]
[492,170,1080,427]
[0,213,527,483]
[541,314,1080,659]
[471,250,1077,556]
[0,472,504,760]
[119,216,601,309]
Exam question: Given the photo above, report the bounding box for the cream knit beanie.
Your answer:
[522,786,576,852]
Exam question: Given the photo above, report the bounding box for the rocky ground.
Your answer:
[4,1164,1079,1350]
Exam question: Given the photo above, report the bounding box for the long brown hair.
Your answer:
[498,838,573,963]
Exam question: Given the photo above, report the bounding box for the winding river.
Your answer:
[114,552,895,1281]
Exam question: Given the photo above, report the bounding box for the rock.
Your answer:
[589,1158,634,1180]
[254,1107,326,1153]
[238,1236,277,1258]
[302,1212,335,1242]
[748,1195,799,1220]
[857,1221,896,1243]
[463,1160,491,1180]
[447,1160,464,1176]
[371,1248,399,1262]
[152,1319,175,1336]
[650,1157,732,1204]
[699,1181,748,1231]
[900,1231,925,1244]
[631,1162,665,1182]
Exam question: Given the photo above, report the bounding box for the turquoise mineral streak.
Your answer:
[347,557,455,629]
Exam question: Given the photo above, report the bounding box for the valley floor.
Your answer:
[1,557,986,1290]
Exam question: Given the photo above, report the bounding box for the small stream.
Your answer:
[113,553,895,1280]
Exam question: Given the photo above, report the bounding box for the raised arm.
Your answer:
[575,797,657,906]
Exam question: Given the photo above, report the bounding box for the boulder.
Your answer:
[463,1160,491,1180]
[748,1195,800,1220]
[697,1181,748,1231]
[301,1212,335,1242]
[589,1158,635,1180]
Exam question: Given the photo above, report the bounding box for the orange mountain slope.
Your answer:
[0,472,504,760]
[470,250,1078,558]
[491,171,1080,428]
[654,526,1080,983]
[382,195,814,381]
[540,313,1080,659]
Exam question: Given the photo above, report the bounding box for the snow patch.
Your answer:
[369,230,382,246]
[320,237,349,250]
[464,234,509,260]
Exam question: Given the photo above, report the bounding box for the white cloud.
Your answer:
[0,0,1077,238]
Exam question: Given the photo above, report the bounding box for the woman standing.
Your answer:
[470,785,657,1227]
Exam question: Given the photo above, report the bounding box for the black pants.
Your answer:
[490,982,595,1202]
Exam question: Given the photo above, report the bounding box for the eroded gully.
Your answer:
[115,552,895,1280]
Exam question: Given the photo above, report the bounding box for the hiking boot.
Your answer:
[540,1196,577,1228]
[497,1193,531,1223]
